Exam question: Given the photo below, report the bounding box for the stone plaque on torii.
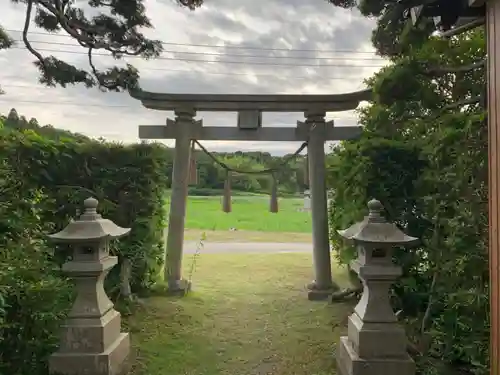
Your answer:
[130,88,371,300]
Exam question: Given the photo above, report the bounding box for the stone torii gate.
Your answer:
[130,88,371,300]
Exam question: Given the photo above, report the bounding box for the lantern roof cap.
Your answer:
[48,197,131,243]
[337,199,418,246]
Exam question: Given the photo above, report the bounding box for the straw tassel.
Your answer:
[303,151,309,187]
[188,140,198,185]
[222,171,232,213]
[269,173,278,213]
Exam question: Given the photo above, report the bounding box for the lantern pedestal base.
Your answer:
[306,282,339,301]
[167,278,192,296]
[347,313,409,358]
[336,336,415,375]
[49,332,130,375]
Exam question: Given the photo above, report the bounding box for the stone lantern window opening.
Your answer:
[372,248,386,258]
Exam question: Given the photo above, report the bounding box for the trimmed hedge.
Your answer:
[0,128,170,291]
[0,127,170,375]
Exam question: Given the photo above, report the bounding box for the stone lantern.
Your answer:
[48,197,131,375]
[336,199,418,375]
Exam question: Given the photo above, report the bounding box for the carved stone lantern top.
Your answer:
[48,197,131,243]
[337,199,418,247]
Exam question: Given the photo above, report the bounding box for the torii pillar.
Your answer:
[164,108,201,294]
[298,111,339,300]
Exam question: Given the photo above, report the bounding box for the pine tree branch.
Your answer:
[22,0,45,67]
[176,0,204,10]
[15,0,164,91]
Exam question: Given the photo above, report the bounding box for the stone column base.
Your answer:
[167,278,192,296]
[336,336,415,375]
[306,281,339,301]
[49,333,130,375]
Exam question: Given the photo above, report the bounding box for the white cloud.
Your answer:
[0,0,386,155]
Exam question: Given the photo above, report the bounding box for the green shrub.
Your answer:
[0,161,73,375]
[188,187,224,196]
[0,242,73,375]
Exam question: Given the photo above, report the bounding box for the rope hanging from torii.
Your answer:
[303,152,309,186]
[188,140,308,213]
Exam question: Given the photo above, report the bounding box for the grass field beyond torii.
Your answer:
[167,194,314,242]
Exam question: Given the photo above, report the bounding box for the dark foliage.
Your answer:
[327,29,488,375]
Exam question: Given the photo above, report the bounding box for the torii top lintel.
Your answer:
[129,88,372,112]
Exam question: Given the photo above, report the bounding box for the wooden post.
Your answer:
[269,173,279,213]
[488,0,500,373]
[222,171,232,213]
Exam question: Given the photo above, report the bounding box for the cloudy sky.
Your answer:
[0,0,385,155]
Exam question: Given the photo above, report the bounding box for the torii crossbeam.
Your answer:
[131,88,371,300]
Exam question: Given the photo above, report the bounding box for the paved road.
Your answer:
[183,241,312,254]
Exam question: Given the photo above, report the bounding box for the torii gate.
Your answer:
[130,88,371,300]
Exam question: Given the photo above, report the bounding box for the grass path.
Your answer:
[184,229,312,243]
[126,253,352,375]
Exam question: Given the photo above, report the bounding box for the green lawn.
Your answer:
[168,195,312,233]
[127,253,352,375]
